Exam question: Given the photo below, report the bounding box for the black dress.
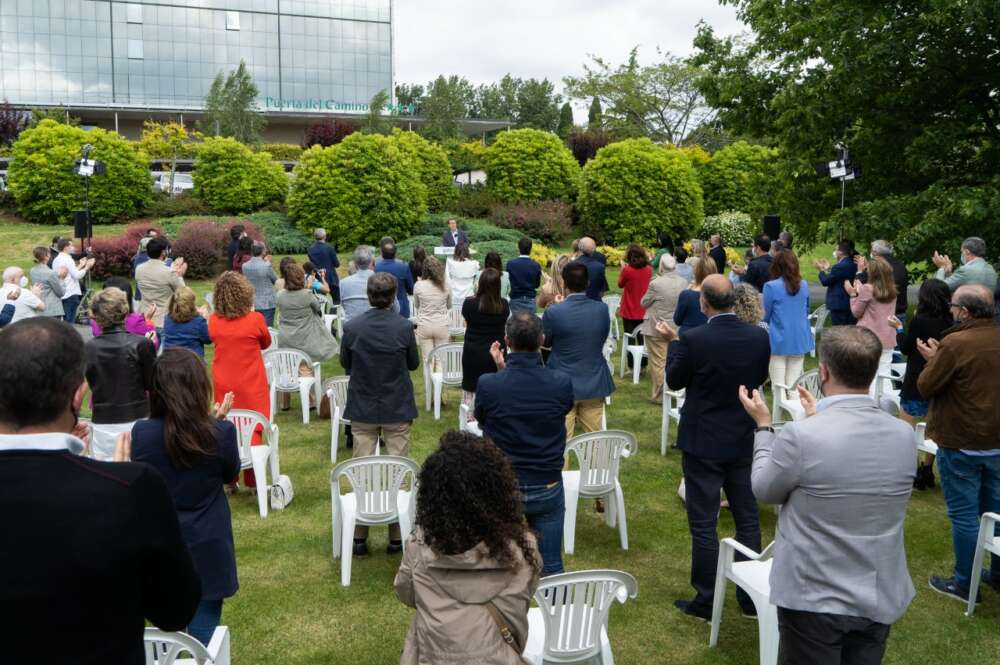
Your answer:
[461,296,510,392]
[896,314,952,401]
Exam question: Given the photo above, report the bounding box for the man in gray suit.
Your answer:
[241,242,277,327]
[739,325,916,665]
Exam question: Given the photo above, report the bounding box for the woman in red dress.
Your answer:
[208,271,271,486]
[618,244,653,371]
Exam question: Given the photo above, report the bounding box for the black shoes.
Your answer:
[353,539,403,556]
[674,600,711,622]
[386,541,403,555]
[352,539,369,556]
[914,463,936,490]
[929,575,980,604]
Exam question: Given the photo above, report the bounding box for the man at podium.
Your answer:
[441,218,469,248]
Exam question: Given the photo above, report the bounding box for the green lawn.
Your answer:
[1,220,996,663]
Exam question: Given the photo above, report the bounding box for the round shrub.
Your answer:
[700,210,756,247]
[391,130,456,213]
[192,137,287,214]
[8,119,151,224]
[287,133,428,250]
[700,141,781,218]
[578,138,704,245]
[484,129,580,203]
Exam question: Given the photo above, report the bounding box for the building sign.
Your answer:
[263,97,415,114]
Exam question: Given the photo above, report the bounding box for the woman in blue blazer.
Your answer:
[763,250,814,400]
[131,348,240,646]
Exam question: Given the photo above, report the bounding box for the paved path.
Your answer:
[807,283,920,309]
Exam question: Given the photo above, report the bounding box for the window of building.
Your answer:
[226,11,240,31]
[126,4,142,24]
[127,39,143,59]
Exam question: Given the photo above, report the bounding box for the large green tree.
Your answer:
[421,75,475,141]
[198,60,265,144]
[557,102,574,139]
[362,90,393,136]
[515,79,562,131]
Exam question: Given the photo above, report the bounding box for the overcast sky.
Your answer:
[394,0,744,119]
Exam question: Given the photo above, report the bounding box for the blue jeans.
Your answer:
[521,481,565,576]
[259,308,275,327]
[62,294,81,324]
[509,296,537,317]
[936,448,1000,590]
[187,599,224,645]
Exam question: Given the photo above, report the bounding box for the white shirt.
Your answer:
[52,252,87,299]
[447,258,480,303]
[0,283,44,322]
[0,431,85,455]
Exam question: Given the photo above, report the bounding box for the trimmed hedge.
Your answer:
[391,130,456,213]
[484,129,580,203]
[699,141,781,218]
[192,137,287,214]
[489,200,573,243]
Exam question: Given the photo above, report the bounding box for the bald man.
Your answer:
[658,274,771,621]
[917,284,1000,604]
[571,237,609,301]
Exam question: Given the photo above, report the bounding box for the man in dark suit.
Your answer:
[374,238,414,319]
[441,218,469,248]
[660,274,770,621]
[507,237,542,315]
[817,240,859,325]
[733,234,773,292]
[572,236,609,301]
[307,227,341,304]
[0,317,201,664]
[340,272,420,555]
[708,234,727,275]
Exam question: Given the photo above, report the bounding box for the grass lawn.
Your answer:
[1,220,996,663]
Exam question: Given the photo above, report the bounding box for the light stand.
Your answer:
[72,143,105,324]
[815,143,861,238]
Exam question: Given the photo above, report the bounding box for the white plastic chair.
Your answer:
[563,430,636,555]
[425,342,463,419]
[265,327,279,352]
[226,409,280,518]
[324,376,351,463]
[602,336,616,406]
[602,295,621,341]
[522,569,638,665]
[264,348,322,424]
[773,369,822,422]
[968,512,1000,617]
[447,306,466,338]
[618,331,646,384]
[204,292,214,312]
[144,627,230,665]
[660,387,685,455]
[330,455,419,587]
[710,539,778,665]
[914,422,939,456]
[458,402,483,437]
[808,305,828,358]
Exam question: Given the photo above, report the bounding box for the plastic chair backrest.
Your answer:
[263,348,312,391]
[534,569,638,662]
[144,628,213,665]
[226,409,272,467]
[602,294,621,314]
[567,430,636,495]
[204,292,214,308]
[447,307,465,336]
[332,455,419,522]
[266,327,279,351]
[323,376,350,414]
[810,305,829,330]
[427,343,464,385]
[792,369,823,398]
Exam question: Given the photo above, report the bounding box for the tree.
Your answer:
[302,118,356,148]
[699,141,781,218]
[470,75,520,121]
[421,76,474,142]
[567,129,612,166]
[362,90,393,135]
[192,137,286,213]
[515,79,562,131]
[391,130,455,212]
[483,129,580,203]
[588,98,603,129]
[557,102,574,139]
[199,60,266,144]
[394,83,425,112]
[0,100,27,146]
[565,47,715,143]
[28,106,80,128]
[139,121,195,194]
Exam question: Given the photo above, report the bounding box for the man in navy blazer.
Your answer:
[543,262,615,437]
[571,237,609,301]
[307,228,341,304]
[374,238,414,319]
[507,237,542,316]
[441,218,469,248]
[661,274,770,621]
[817,240,858,325]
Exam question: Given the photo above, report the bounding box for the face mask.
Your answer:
[832,251,839,260]
[960,253,970,265]
[19,276,28,288]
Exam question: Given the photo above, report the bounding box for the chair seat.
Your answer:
[563,469,619,500]
[339,489,412,527]
[522,607,610,665]
[240,443,272,471]
[730,559,773,598]
[778,399,805,421]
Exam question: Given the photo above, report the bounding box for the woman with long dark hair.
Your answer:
[461,268,510,412]
[395,432,540,664]
[130,348,240,645]
[763,250,814,401]
[408,244,427,285]
[476,250,510,300]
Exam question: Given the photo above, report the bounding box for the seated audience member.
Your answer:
[132,349,240,646]
[276,263,339,409]
[136,236,188,332]
[446,241,479,304]
[932,236,998,292]
[2,266,44,322]
[917,284,1000,604]
[507,237,543,316]
[640,255,688,403]
[90,276,157,346]
[673,255,717,335]
[572,236,609,301]
[0,317,200,664]
[274,256,296,292]
[376,239,415,318]
[30,245,66,319]
[475,312,575,575]
[163,286,213,358]
[85,287,156,461]
[395,432,540,664]
[673,246,693,283]
[340,272,420,555]
[302,261,331,296]
[741,325,916,665]
[241,241,278,327]
[461,268,510,414]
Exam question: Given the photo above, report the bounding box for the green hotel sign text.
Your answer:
[264,97,415,114]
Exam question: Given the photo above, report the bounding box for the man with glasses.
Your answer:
[917,284,1000,605]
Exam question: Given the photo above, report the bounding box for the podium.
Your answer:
[433,246,455,257]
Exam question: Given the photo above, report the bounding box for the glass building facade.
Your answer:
[0,0,394,112]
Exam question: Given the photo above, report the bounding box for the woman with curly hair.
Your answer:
[208,271,271,486]
[395,431,540,665]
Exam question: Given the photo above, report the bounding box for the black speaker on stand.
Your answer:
[73,210,90,241]
[763,214,781,240]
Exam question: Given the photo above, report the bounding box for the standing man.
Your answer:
[308,228,341,304]
[708,234,727,275]
[340,273,420,556]
[816,240,859,326]
[507,238,542,316]
[543,262,614,438]
[241,242,278,327]
[441,218,469,248]
[741,326,916,664]
[732,234,773,292]
[659,274,770,620]
[51,237,95,324]
[375,238,414,319]
[932,237,998,293]
[917,284,1000,604]
[135,237,187,335]
[476,312,575,575]
[572,237,609,301]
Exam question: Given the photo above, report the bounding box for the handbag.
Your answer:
[269,474,294,510]
[485,601,523,656]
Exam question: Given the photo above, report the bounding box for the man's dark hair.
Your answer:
[251,241,265,257]
[837,239,856,257]
[674,247,688,263]
[954,285,997,319]
[701,278,737,311]
[518,237,532,255]
[562,262,589,293]
[368,272,397,309]
[779,231,793,250]
[146,236,168,259]
[56,238,73,252]
[820,326,882,390]
[754,234,771,253]
[0,318,85,429]
[381,240,396,260]
[229,224,245,241]
[961,237,987,258]
[505,312,543,352]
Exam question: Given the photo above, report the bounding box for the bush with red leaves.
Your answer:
[302,118,356,148]
[489,200,574,244]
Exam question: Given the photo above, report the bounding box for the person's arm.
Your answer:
[329,246,340,269]
[219,422,242,484]
[940,264,968,291]
[849,283,870,318]
[47,272,65,298]
[0,303,13,327]
[917,342,957,400]
[257,316,272,350]
[751,427,802,504]
[199,316,213,345]
[134,466,201,630]
[268,266,277,284]
[640,280,658,310]
[542,308,555,349]
[665,337,693,390]
[673,293,688,326]
[817,269,832,286]
[394,537,418,608]
[617,267,627,289]
[762,283,775,323]
[473,382,489,424]
[404,269,414,296]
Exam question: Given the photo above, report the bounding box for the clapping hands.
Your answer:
[489,341,506,370]
[887,314,903,331]
[932,251,952,273]
[854,255,868,274]
[654,319,678,342]
[113,431,131,462]
[814,258,831,272]
[844,279,862,298]
[213,392,236,419]
[738,386,772,427]
[916,337,940,361]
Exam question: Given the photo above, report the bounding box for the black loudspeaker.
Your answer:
[73,210,90,239]
[763,214,781,240]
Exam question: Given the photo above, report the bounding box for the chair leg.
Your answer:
[604,491,616,528]
[709,541,732,647]
[251,449,269,518]
[269,432,280,481]
[967,516,990,617]
[599,625,614,665]
[331,492,341,560]
[423,364,432,412]
[269,386,277,425]
[615,483,628,550]
[433,377,443,420]
[619,343,626,378]
[331,409,340,463]
[563,484,580,555]
[313,366,322,411]
[757,602,779,665]
[631,350,642,384]
[299,382,311,424]
[340,509,357,587]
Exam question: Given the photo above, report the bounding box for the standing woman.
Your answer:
[846,255,897,392]
[408,244,427,285]
[689,239,710,273]
[413,257,451,372]
[651,233,675,272]
[130,348,240,646]
[763,250,814,401]
[476,250,510,301]
[275,263,338,409]
[231,236,253,273]
[618,243,653,338]
[447,241,480,304]
[461,268,510,413]
[673,256,717,335]
[537,255,570,310]
[208,271,271,486]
